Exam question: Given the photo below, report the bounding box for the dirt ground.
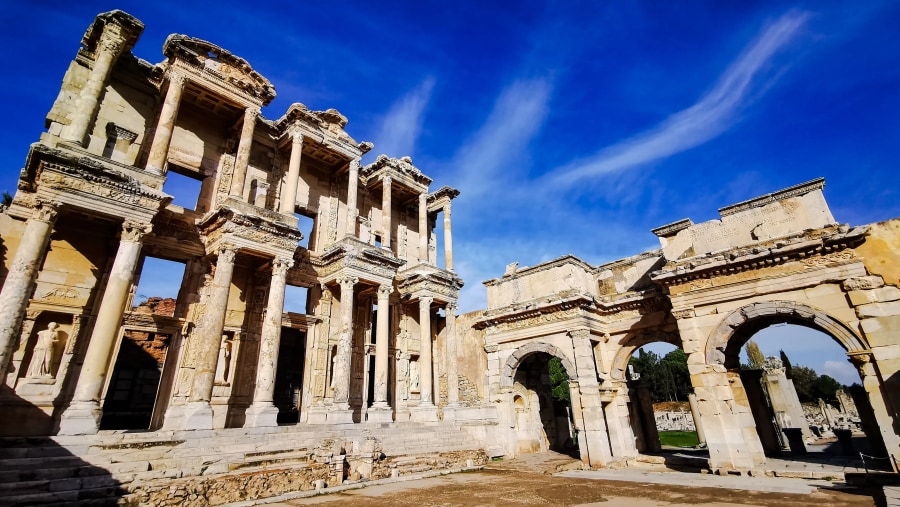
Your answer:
[267,468,880,507]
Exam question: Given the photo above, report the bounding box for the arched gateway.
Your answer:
[471,179,900,473]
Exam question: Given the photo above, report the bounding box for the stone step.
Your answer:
[0,484,124,506]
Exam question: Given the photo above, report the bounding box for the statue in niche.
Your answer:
[27,322,59,378]
[409,360,420,393]
[215,337,233,385]
[396,351,410,400]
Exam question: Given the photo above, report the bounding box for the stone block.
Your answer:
[842,276,885,291]
[856,301,900,319]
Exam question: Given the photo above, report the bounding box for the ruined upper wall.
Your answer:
[483,256,595,310]
[653,178,836,261]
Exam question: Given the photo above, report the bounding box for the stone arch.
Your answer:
[500,341,575,388]
[610,329,682,381]
[705,300,869,368]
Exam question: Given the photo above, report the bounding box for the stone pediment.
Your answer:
[78,10,143,60]
[361,155,433,190]
[274,103,370,160]
[397,263,463,303]
[162,35,275,105]
[314,237,406,284]
[198,203,302,256]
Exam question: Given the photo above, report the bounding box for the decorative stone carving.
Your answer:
[27,323,60,378]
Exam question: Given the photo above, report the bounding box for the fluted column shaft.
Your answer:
[345,159,360,237]
[145,75,185,175]
[373,284,392,406]
[445,302,459,405]
[65,33,125,145]
[59,221,150,434]
[0,202,59,380]
[419,297,434,405]
[443,203,453,271]
[333,276,357,405]
[381,176,392,250]
[280,132,303,213]
[189,246,237,403]
[418,193,428,262]
[229,107,259,197]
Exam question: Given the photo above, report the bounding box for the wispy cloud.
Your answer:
[550,10,809,187]
[370,78,435,159]
[454,79,552,196]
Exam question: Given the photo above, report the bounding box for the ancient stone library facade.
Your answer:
[0,10,898,498]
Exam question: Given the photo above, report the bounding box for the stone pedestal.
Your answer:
[183,401,215,431]
[366,406,393,423]
[306,405,328,425]
[410,404,438,422]
[325,405,355,424]
[245,403,279,427]
[55,401,102,435]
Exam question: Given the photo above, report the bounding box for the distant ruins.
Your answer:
[0,9,898,505]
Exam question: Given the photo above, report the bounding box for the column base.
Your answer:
[325,406,355,424]
[306,405,329,424]
[57,401,101,435]
[182,401,214,430]
[441,403,460,421]
[410,403,439,422]
[245,403,279,427]
[367,404,393,423]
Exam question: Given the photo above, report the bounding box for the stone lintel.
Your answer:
[651,218,693,238]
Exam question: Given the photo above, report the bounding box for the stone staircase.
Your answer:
[0,421,485,506]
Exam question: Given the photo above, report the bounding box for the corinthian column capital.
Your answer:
[120,221,152,242]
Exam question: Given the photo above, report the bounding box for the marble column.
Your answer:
[145,74,186,175]
[445,302,460,407]
[332,276,357,408]
[344,159,360,238]
[64,32,126,145]
[279,132,303,214]
[0,202,59,381]
[419,297,434,405]
[442,203,454,271]
[229,107,260,198]
[58,221,151,435]
[418,192,428,262]
[369,284,393,421]
[246,257,294,427]
[381,175,392,251]
[181,245,237,430]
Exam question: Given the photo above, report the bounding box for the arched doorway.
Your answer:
[704,301,891,466]
[501,343,579,459]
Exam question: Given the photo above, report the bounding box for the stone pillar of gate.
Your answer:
[327,275,357,423]
[603,383,638,458]
[445,303,460,405]
[568,329,613,466]
[688,393,707,445]
[59,221,151,435]
[411,296,438,421]
[741,369,783,455]
[368,284,393,422]
[0,202,60,381]
[145,74,185,175]
[345,159,360,238]
[167,245,237,430]
[229,107,259,198]
[246,256,294,427]
[418,192,428,262]
[442,203,453,271]
[63,21,132,145]
[635,382,661,453]
[381,175,392,251]
[280,132,303,214]
[851,353,900,470]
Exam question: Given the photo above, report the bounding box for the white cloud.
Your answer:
[549,10,809,187]
[369,78,435,159]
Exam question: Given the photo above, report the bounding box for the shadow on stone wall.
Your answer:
[0,385,124,505]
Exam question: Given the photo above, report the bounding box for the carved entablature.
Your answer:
[286,249,319,287]
[361,155,433,194]
[314,237,406,284]
[77,10,143,62]
[397,266,464,303]
[650,224,867,289]
[162,35,275,106]
[272,103,368,160]
[474,293,595,331]
[426,186,461,213]
[20,144,169,218]
[198,204,302,256]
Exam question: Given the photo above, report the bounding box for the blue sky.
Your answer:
[3,1,898,384]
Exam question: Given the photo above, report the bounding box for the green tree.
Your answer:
[548,356,570,402]
[745,340,765,369]
[660,349,692,402]
[1,192,11,207]
[789,365,819,403]
[629,348,692,403]
[813,374,841,403]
